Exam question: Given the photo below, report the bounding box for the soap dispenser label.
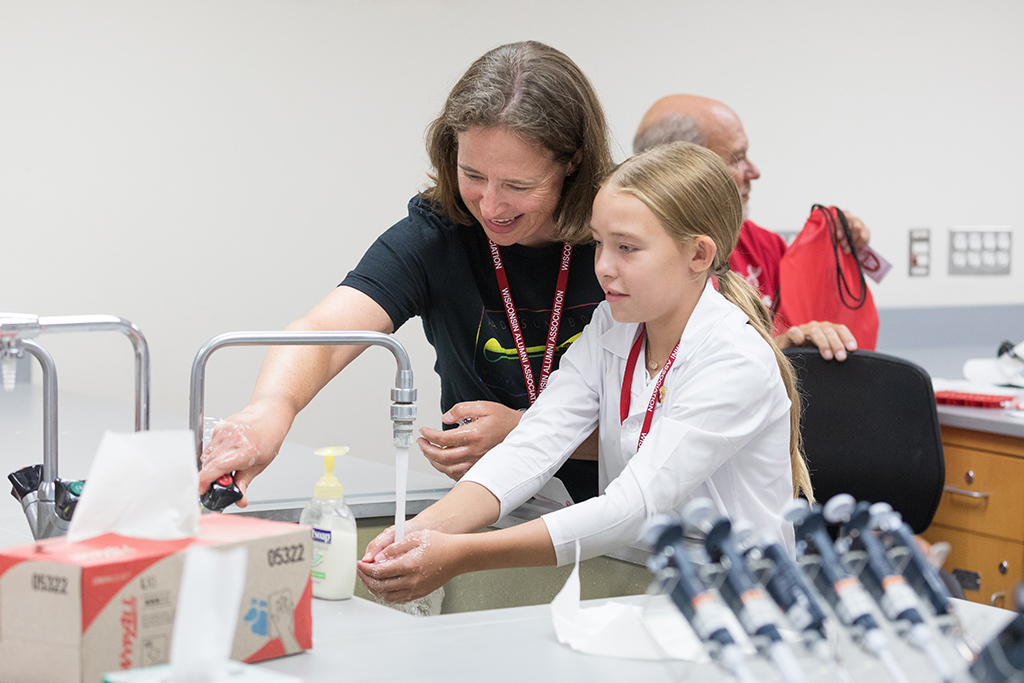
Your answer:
[311,528,332,580]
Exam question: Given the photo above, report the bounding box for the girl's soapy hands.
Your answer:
[356,530,462,604]
[362,519,434,563]
[197,402,292,507]
[417,401,523,480]
[362,525,397,562]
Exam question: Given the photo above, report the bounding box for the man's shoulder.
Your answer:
[739,220,786,251]
[730,220,786,302]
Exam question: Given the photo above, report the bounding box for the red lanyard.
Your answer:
[620,324,680,451]
[489,240,573,405]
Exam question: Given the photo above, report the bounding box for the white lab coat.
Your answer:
[462,280,795,565]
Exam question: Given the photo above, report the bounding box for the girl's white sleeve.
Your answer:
[541,344,788,566]
[459,312,605,516]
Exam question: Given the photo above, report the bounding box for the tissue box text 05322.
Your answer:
[0,513,313,683]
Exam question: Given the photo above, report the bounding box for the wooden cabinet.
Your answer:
[924,525,1023,609]
[923,426,1024,607]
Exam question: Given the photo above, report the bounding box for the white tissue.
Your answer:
[170,545,248,683]
[549,543,709,662]
[67,430,201,543]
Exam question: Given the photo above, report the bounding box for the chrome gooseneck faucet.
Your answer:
[189,330,417,466]
[0,313,151,539]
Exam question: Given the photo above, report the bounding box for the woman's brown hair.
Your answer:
[422,41,613,244]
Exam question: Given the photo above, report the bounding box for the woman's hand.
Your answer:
[197,403,292,507]
[356,530,464,603]
[417,401,523,480]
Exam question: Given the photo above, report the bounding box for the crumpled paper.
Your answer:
[550,542,711,662]
[67,429,200,543]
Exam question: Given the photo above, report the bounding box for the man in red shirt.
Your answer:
[634,94,870,361]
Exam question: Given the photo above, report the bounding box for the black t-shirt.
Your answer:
[341,196,604,500]
[343,195,604,412]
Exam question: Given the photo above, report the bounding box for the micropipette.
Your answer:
[643,516,760,683]
[733,523,853,683]
[785,499,911,683]
[682,500,806,683]
[870,501,979,662]
[824,494,954,682]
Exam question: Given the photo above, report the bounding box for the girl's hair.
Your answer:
[422,41,613,244]
[606,142,813,503]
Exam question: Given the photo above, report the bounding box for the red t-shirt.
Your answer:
[728,220,787,308]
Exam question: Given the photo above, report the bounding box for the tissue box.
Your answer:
[0,514,312,683]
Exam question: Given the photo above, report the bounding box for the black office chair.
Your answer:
[784,347,945,534]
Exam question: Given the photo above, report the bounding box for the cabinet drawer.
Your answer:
[922,524,1023,609]
[931,445,1024,541]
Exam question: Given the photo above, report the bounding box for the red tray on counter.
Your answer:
[934,390,1015,408]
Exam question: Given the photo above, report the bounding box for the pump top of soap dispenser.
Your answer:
[313,446,349,500]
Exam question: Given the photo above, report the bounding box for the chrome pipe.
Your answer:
[0,313,150,430]
[19,340,59,486]
[189,331,417,461]
[36,315,150,430]
[0,312,151,540]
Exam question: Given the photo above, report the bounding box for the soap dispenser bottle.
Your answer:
[299,447,357,600]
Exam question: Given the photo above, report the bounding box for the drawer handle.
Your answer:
[991,592,1006,606]
[944,485,990,499]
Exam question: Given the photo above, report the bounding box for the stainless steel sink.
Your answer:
[234,508,651,614]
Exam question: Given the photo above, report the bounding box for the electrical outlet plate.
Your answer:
[949,226,1012,275]
[909,228,930,276]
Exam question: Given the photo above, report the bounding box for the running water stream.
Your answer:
[394,446,408,541]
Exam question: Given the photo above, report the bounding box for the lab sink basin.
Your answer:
[235,509,651,614]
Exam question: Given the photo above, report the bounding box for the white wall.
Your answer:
[3,0,1022,473]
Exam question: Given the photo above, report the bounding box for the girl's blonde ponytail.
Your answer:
[717,270,812,503]
[607,142,812,503]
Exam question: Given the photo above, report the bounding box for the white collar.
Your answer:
[598,280,749,364]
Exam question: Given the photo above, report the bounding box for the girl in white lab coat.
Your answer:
[357,142,813,603]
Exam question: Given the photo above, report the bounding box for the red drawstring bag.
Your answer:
[774,205,879,350]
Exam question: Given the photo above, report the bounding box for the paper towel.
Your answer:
[549,543,711,662]
[170,545,248,683]
[67,430,201,543]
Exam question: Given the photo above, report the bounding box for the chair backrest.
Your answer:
[784,347,944,534]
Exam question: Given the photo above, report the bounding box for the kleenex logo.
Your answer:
[311,528,332,544]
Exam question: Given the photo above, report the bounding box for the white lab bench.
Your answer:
[936,401,1024,440]
[252,593,1015,683]
[4,374,1024,683]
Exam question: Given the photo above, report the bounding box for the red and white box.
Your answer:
[0,513,312,683]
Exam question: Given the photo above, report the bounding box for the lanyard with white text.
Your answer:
[620,324,680,451]
[489,239,573,405]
